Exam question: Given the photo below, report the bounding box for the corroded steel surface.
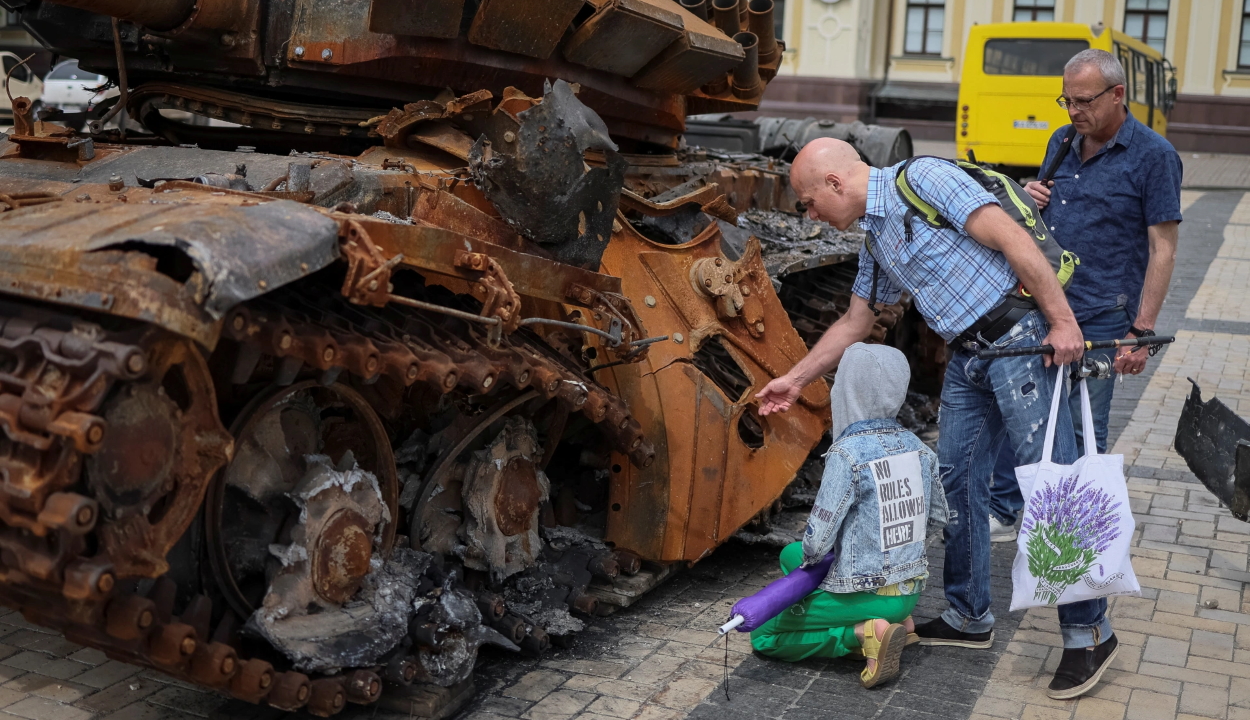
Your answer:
[29,0,783,148]
[0,1,888,716]
[599,221,830,562]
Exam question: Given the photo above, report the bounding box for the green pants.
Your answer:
[750,543,919,662]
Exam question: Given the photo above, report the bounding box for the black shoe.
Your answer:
[913,617,994,649]
[1047,634,1119,700]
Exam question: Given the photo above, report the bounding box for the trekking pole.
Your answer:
[974,335,1175,360]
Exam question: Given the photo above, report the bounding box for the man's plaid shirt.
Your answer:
[851,157,1020,341]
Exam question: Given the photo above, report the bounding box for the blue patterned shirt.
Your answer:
[850,158,1019,341]
[1040,114,1183,324]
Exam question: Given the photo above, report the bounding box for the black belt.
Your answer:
[952,295,1037,351]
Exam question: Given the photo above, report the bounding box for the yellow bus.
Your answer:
[956,22,1176,172]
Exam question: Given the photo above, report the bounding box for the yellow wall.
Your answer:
[776,0,1245,99]
[780,0,888,79]
[1218,0,1250,96]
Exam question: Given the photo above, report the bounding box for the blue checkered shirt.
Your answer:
[851,157,1019,341]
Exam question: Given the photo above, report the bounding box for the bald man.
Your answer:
[758,139,1118,700]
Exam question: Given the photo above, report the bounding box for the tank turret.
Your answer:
[14,0,783,150]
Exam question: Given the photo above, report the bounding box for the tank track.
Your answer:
[222,285,652,467]
[126,83,386,146]
[0,272,643,716]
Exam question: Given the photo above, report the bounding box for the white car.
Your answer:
[0,51,44,120]
[40,60,116,115]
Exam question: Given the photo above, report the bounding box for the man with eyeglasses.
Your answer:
[986,47,1181,697]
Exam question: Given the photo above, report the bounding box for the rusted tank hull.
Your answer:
[0,90,839,718]
[600,223,828,561]
[28,0,782,150]
[0,1,914,712]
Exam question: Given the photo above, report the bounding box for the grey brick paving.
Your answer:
[680,538,1022,720]
[459,543,785,720]
[1182,153,1250,190]
[1106,190,1244,450]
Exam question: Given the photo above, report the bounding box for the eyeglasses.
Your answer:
[1056,85,1118,111]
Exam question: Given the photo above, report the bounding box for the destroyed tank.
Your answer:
[0,0,928,716]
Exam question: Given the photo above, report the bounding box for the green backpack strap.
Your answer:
[895,156,1042,235]
[952,160,1080,291]
[955,160,1044,240]
[890,155,1080,296]
[864,231,884,318]
[894,156,952,235]
[896,157,1043,243]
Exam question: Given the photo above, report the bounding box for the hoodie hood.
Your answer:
[830,342,911,439]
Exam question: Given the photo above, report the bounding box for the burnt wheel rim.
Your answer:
[205,381,398,619]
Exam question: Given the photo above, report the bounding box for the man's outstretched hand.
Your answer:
[757,375,804,415]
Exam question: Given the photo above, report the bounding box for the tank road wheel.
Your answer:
[88,336,233,579]
[205,381,398,619]
[406,389,604,578]
[406,391,547,559]
[404,387,626,642]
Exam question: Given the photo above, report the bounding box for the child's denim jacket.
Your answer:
[802,418,948,594]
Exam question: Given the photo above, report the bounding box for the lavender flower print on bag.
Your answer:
[1020,474,1124,604]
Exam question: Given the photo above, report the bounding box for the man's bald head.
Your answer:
[790,138,870,231]
[792,138,864,190]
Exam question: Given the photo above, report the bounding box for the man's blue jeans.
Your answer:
[989,444,1024,526]
[938,310,1113,649]
[989,307,1132,526]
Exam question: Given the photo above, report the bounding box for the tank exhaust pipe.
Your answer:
[712,0,741,37]
[685,115,914,167]
[680,0,710,21]
[748,0,778,65]
[41,0,245,32]
[731,31,761,98]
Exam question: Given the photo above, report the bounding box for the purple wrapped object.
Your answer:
[725,552,836,632]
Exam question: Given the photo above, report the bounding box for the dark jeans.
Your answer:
[939,309,1114,649]
[989,443,1024,526]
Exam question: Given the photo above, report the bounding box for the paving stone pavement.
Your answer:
[1104,188,1234,452]
[0,186,1245,720]
[457,536,1022,720]
[1181,154,1250,191]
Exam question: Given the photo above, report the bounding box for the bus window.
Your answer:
[983,38,1090,75]
[1155,61,1167,109]
[1114,43,1135,100]
[1133,52,1149,103]
[1162,60,1177,111]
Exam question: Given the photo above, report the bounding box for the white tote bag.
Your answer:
[1009,366,1140,611]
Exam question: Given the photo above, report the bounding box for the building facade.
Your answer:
[758,0,1250,152]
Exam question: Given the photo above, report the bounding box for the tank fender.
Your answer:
[87,200,341,319]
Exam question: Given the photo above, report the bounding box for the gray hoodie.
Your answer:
[830,342,911,438]
[802,342,947,593]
